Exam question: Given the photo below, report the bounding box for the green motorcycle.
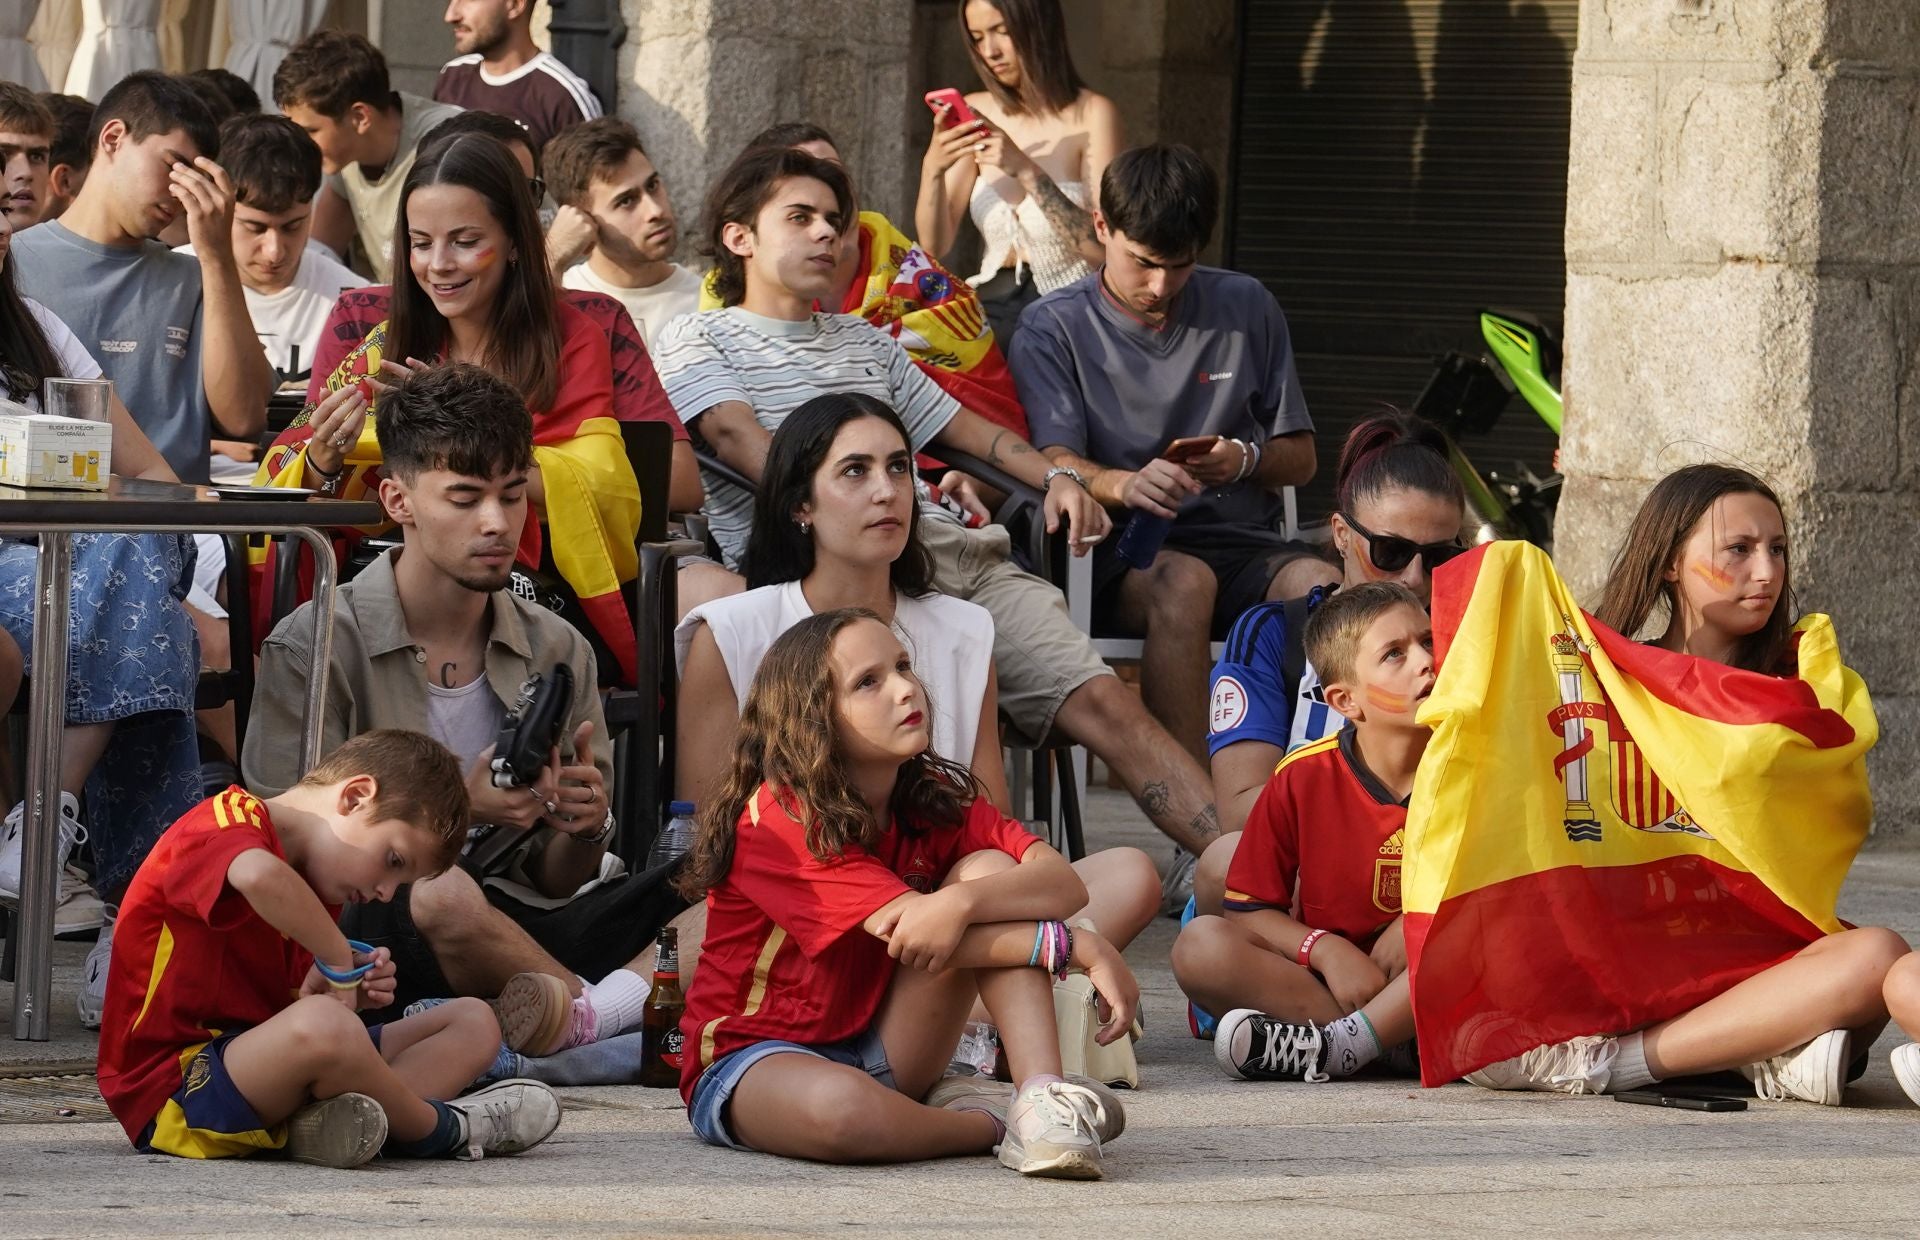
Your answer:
[1412,309,1564,549]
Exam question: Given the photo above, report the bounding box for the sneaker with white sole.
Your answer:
[1214,1009,1331,1082]
[997,1079,1105,1179]
[1740,1029,1850,1105]
[54,866,103,937]
[76,905,115,1030]
[1465,1034,1618,1095]
[0,792,87,902]
[286,1092,389,1168]
[492,972,590,1056]
[1160,847,1196,917]
[446,1078,562,1159]
[1891,1043,1920,1106]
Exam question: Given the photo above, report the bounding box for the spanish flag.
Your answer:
[1403,541,1876,1086]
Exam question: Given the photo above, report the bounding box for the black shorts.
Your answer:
[339,860,690,1012]
[1092,521,1330,637]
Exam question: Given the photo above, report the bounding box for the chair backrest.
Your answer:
[621,420,674,545]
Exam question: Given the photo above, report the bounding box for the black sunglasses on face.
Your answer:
[1342,512,1466,574]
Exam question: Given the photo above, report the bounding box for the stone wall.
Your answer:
[1557,0,1920,838]
[617,0,915,238]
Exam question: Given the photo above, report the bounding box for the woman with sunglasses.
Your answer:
[1193,412,1464,865]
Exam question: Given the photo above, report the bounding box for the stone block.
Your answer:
[1549,473,1651,605]
[1579,0,1780,66]
[1560,267,1817,487]
[1095,0,1170,71]
[626,0,708,41]
[1793,490,1920,698]
[1804,276,1900,492]
[1819,2,1920,73]
[1864,694,1920,842]
[1817,73,1920,267]
[1655,73,1817,262]
[1565,69,1657,262]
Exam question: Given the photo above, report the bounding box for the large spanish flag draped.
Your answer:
[1403,540,1876,1086]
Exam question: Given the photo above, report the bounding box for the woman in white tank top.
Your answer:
[675,394,1007,811]
[675,392,1162,952]
[914,0,1123,348]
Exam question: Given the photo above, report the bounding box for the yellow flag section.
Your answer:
[1402,540,1875,1085]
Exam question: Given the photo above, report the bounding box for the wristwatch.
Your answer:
[577,808,616,846]
[1042,465,1088,490]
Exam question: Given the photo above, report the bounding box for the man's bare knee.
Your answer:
[1136,553,1215,624]
[407,867,488,936]
[1270,555,1340,601]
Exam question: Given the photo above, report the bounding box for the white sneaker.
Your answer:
[447,1078,562,1159]
[286,1093,389,1168]
[997,1079,1105,1179]
[1465,1034,1618,1095]
[1891,1043,1920,1106]
[0,793,87,901]
[1740,1029,1850,1105]
[76,906,115,1030]
[1159,847,1196,916]
[54,866,103,937]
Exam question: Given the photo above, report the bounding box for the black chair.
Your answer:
[604,421,703,865]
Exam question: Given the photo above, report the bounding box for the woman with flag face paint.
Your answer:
[1457,464,1908,1106]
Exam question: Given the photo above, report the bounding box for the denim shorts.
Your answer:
[687,1027,894,1150]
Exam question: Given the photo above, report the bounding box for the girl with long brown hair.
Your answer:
[1470,464,1910,1106]
[675,609,1138,1178]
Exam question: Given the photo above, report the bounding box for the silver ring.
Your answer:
[333,434,351,449]
[544,800,558,816]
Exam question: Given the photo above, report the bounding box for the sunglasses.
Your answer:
[1341,512,1466,574]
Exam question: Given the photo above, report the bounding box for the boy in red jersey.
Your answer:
[97,730,564,1167]
[1171,582,1433,1082]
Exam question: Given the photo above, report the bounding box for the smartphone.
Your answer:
[1615,1089,1746,1112]
[924,88,978,129]
[1162,435,1221,464]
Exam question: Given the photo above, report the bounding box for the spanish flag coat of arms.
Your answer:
[1404,541,1876,1085]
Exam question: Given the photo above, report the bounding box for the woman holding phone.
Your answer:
[914,0,1122,346]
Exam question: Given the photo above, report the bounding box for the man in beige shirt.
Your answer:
[273,30,463,281]
[244,363,697,1065]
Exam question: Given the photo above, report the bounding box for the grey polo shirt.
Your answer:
[1009,266,1312,530]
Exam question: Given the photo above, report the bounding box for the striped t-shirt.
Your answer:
[653,307,962,567]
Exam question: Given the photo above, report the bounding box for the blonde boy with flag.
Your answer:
[1410,466,1907,1105]
[1172,582,1433,1081]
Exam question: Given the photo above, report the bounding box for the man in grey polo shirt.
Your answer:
[1011,144,1338,766]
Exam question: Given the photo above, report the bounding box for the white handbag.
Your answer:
[1052,972,1141,1090]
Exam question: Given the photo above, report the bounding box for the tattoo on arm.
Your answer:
[1027,172,1098,252]
[1141,780,1171,820]
[1189,803,1221,845]
[985,429,1036,467]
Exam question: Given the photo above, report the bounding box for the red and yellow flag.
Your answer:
[1404,541,1876,1085]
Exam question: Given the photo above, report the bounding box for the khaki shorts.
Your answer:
[922,518,1113,747]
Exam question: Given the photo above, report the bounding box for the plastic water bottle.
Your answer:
[1116,511,1172,570]
[647,801,697,872]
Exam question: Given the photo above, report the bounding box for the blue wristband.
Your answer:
[315,938,376,984]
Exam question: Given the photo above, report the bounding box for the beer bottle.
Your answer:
[639,928,686,1087]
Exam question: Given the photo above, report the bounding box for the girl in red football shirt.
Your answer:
[674,609,1138,1179]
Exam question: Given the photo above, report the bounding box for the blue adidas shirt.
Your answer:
[1207,588,1340,758]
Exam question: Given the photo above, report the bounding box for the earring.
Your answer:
[796,519,811,533]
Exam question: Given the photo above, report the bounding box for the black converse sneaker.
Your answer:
[1214,1009,1331,1082]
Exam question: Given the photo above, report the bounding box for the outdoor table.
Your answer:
[0,478,382,1040]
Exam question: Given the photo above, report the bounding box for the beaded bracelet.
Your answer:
[316,938,377,988]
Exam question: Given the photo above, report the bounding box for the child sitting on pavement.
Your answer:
[676,609,1137,1179]
[1172,582,1433,1081]
[97,730,564,1167]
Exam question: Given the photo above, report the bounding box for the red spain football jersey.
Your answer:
[1223,728,1406,951]
[97,787,327,1141]
[680,784,1038,1101]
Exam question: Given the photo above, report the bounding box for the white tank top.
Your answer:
[967,175,1095,294]
[675,582,997,767]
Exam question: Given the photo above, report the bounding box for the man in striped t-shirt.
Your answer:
[654,144,1230,886]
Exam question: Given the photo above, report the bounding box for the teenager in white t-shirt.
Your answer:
[673,391,1158,947]
[544,118,699,348]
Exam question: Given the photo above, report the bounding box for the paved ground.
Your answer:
[3,790,1918,1238]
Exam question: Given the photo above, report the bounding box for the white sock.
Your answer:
[584,969,651,1035]
[1609,1032,1658,1092]
[1322,1012,1384,1078]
